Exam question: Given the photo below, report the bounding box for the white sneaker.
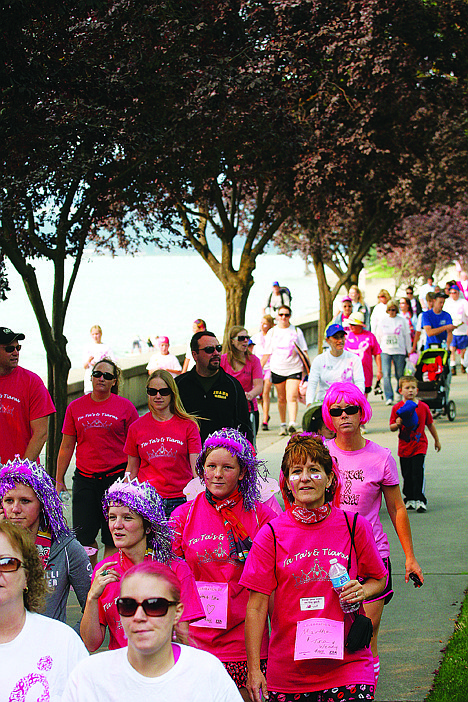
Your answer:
[416,501,427,513]
[406,500,416,510]
[288,422,297,434]
[278,424,288,436]
[385,399,393,406]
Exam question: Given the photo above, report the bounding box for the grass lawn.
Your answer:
[426,588,468,702]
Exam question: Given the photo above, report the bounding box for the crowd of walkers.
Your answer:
[5,270,461,700]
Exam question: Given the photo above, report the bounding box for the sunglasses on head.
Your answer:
[199,344,222,354]
[236,335,250,342]
[92,370,115,380]
[3,345,21,353]
[147,386,172,396]
[0,557,23,572]
[116,596,178,617]
[329,405,360,417]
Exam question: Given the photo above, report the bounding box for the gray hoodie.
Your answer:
[43,534,92,630]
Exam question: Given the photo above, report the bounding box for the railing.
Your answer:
[67,313,320,409]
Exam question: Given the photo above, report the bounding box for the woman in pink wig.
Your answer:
[322,382,424,685]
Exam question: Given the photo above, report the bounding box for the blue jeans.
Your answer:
[381,353,406,401]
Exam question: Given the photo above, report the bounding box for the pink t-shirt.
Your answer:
[326,439,399,558]
[62,394,139,476]
[344,331,381,387]
[96,550,205,650]
[124,413,201,498]
[169,493,276,662]
[220,354,263,411]
[0,366,56,463]
[240,508,386,693]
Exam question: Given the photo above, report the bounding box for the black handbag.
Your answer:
[344,512,373,652]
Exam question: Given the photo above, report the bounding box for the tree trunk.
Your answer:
[220,266,255,347]
[45,342,71,478]
[312,251,333,352]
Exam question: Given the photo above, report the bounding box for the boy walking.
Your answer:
[389,375,441,512]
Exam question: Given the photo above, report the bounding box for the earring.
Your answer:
[146,528,151,534]
[24,586,29,593]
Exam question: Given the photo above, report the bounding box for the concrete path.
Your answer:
[255,374,468,702]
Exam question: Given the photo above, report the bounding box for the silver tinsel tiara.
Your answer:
[102,475,173,563]
[0,456,71,538]
[196,428,268,510]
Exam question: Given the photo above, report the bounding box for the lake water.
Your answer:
[0,251,319,377]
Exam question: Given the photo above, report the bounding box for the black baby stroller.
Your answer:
[414,347,456,421]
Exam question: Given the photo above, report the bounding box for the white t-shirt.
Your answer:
[370,302,388,334]
[306,349,365,404]
[1,611,87,702]
[82,341,116,393]
[62,644,242,702]
[375,315,411,355]
[443,297,468,336]
[146,352,182,376]
[184,341,195,372]
[264,325,308,376]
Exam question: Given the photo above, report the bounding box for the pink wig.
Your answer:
[322,382,372,431]
[121,561,182,601]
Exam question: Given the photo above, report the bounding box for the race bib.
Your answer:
[294,617,344,660]
[192,582,228,629]
[385,334,398,348]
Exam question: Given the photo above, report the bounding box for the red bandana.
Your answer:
[291,503,331,524]
[205,488,252,562]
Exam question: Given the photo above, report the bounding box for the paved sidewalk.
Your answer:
[256,375,468,702]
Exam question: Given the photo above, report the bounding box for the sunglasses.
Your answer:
[199,344,222,354]
[387,308,398,313]
[278,313,290,318]
[236,335,250,342]
[147,386,172,397]
[329,405,360,417]
[91,370,116,380]
[0,556,23,572]
[116,596,178,617]
[2,345,21,353]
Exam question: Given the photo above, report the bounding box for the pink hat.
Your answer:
[158,336,169,345]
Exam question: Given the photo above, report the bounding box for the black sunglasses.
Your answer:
[199,344,222,354]
[3,345,21,353]
[116,596,178,617]
[236,335,250,342]
[0,556,23,572]
[329,405,360,417]
[92,370,116,380]
[147,386,172,397]
[278,313,290,317]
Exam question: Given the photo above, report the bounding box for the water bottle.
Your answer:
[59,490,71,504]
[329,558,359,613]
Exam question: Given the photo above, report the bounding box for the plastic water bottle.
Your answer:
[329,558,359,613]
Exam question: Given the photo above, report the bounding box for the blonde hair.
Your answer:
[90,325,102,334]
[147,370,200,426]
[378,290,391,303]
[224,325,248,368]
[349,285,364,302]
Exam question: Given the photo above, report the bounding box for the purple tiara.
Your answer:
[0,457,71,538]
[196,428,268,510]
[102,475,173,563]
